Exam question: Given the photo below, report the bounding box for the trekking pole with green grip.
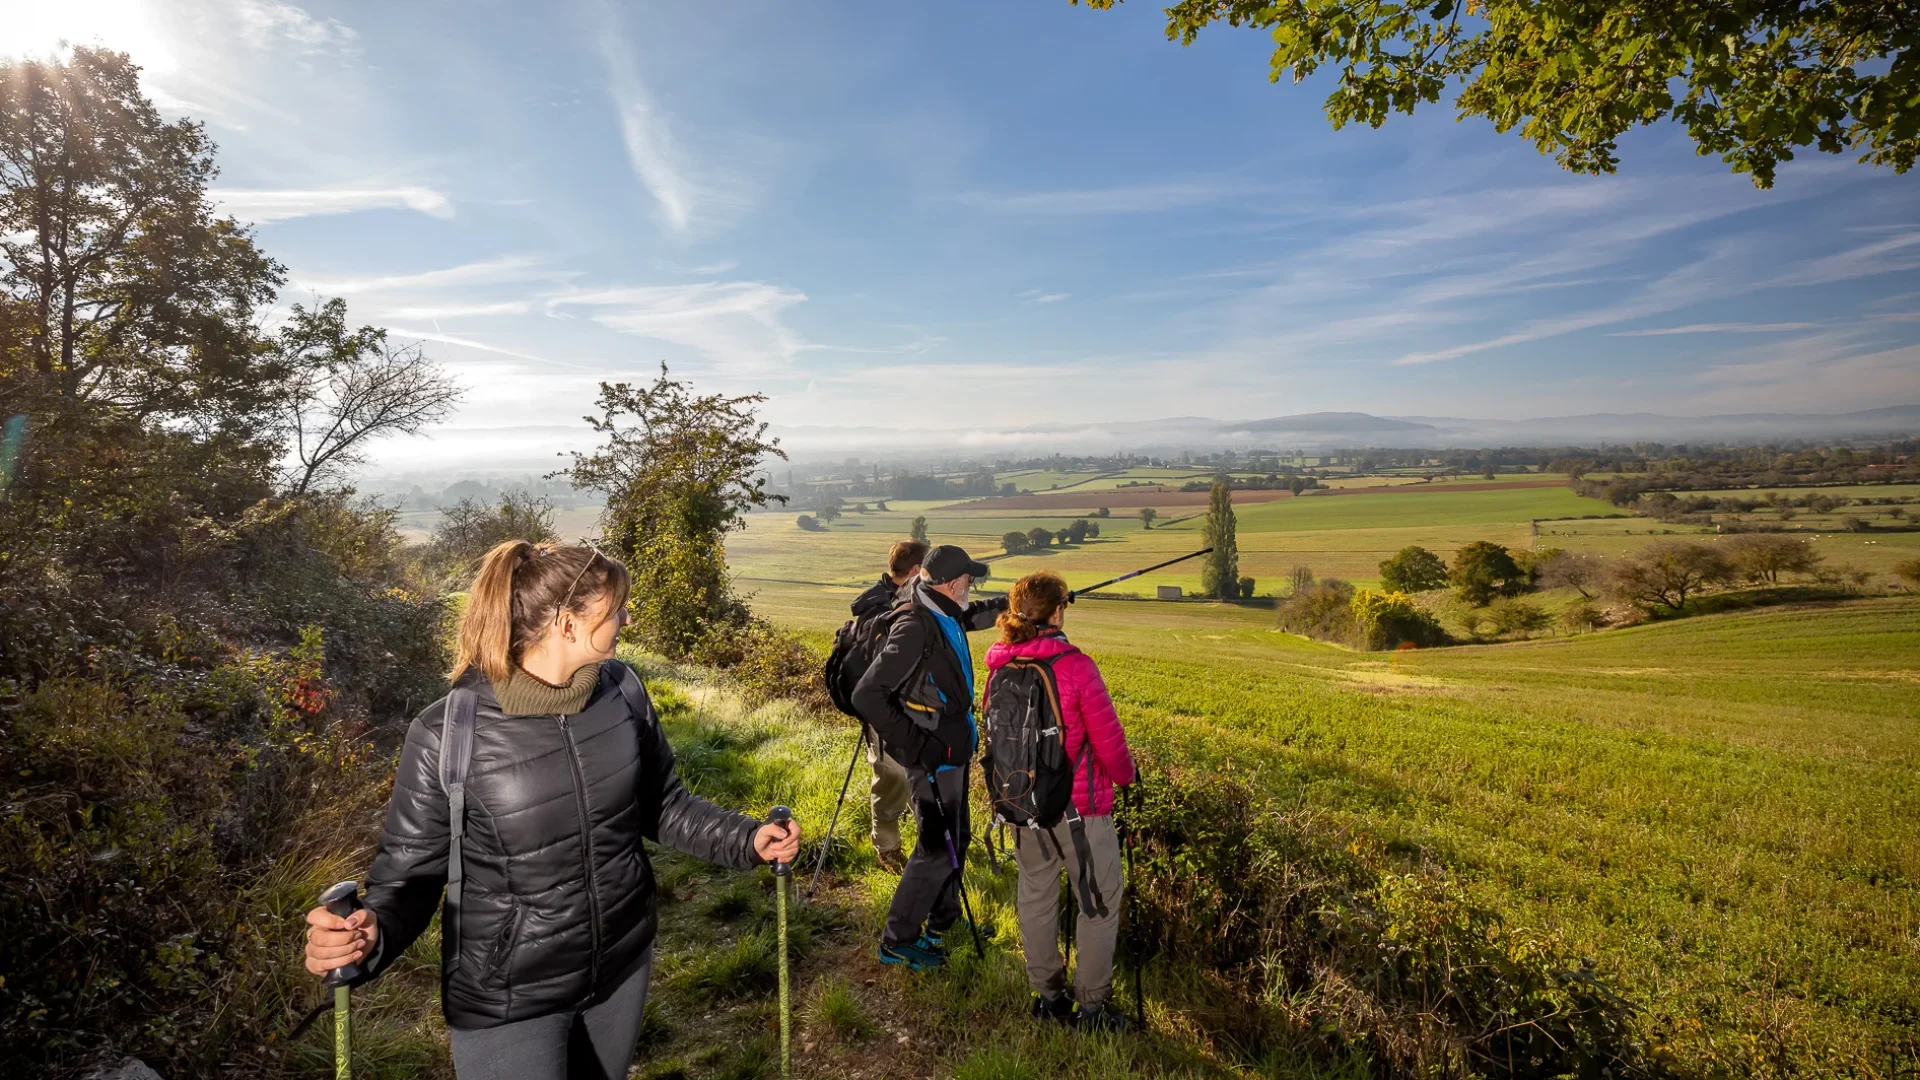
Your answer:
[317,880,366,1080]
[768,806,795,1080]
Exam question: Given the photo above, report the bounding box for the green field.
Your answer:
[724,477,1920,1076]
[741,577,1920,1076]
[734,483,1615,595]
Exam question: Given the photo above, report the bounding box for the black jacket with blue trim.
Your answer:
[849,583,1005,772]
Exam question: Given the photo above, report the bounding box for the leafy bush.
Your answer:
[1125,758,1651,1078]
[1275,578,1357,644]
[1559,599,1606,631]
[1351,589,1449,650]
[1895,559,1920,589]
[690,617,830,712]
[1237,575,1256,597]
[1379,544,1448,592]
[796,514,821,530]
[1451,541,1527,605]
[1485,596,1551,637]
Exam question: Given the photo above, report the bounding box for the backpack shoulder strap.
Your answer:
[440,688,478,969]
[606,660,650,725]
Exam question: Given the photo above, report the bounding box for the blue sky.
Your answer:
[10,0,1920,469]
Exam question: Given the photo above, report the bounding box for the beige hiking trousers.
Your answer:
[1013,814,1123,1007]
[867,734,911,855]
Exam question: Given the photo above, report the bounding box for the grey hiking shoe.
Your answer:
[1077,1003,1130,1034]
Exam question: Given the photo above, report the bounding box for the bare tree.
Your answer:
[1605,542,1732,612]
[276,298,461,495]
[1535,549,1604,598]
[1723,534,1822,584]
[430,489,556,574]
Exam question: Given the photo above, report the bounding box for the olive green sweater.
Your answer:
[495,662,601,716]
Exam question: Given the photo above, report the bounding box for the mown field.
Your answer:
[733,477,1920,597]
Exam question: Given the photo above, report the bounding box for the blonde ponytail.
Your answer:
[452,540,534,686]
[449,538,634,688]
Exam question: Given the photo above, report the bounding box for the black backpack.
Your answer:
[981,654,1108,917]
[826,599,902,717]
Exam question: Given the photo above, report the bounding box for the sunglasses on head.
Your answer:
[555,538,625,627]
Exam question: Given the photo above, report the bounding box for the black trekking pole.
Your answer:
[1121,784,1146,1030]
[928,774,987,959]
[808,727,867,900]
[768,806,796,1080]
[1070,547,1214,600]
[317,881,366,1080]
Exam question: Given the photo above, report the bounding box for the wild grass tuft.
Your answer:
[700,879,763,922]
[671,932,777,1003]
[950,1046,1041,1080]
[802,977,876,1044]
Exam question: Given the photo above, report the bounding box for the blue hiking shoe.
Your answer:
[878,940,944,972]
[920,918,971,955]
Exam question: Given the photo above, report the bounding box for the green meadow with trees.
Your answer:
[5,39,1920,1080]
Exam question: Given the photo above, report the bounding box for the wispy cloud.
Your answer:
[229,0,356,52]
[598,37,693,232]
[1768,229,1920,287]
[294,255,565,296]
[545,280,809,369]
[213,186,452,223]
[958,179,1256,215]
[1021,289,1070,304]
[657,258,741,276]
[1611,322,1821,337]
[375,300,532,319]
[379,328,553,365]
[593,14,772,236]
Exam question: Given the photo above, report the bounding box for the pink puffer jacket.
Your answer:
[983,630,1136,816]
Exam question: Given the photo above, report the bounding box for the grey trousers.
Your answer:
[447,947,654,1080]
[883,766,969,947]
[867,735,911,855]
[1014,815,1122,1007]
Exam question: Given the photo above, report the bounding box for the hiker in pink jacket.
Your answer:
[984,570,1137,1032]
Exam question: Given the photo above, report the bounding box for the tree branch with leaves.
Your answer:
[1074,0,1918,188]
[563,363,789,660]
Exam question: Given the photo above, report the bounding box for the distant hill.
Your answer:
[761,405,1920,457]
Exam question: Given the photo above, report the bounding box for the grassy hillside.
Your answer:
[736,580,1920,1078]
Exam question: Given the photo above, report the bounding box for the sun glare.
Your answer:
[2,0,178,73]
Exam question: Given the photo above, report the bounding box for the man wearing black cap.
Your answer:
[851,544,1006,970]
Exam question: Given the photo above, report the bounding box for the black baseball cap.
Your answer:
[922,544,988,584]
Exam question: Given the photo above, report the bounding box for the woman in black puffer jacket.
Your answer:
[303,539,801,1079]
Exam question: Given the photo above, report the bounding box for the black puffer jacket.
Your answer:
[356,661,762,1029]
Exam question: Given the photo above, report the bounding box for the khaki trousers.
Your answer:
[867,734,911,855]
[1013,815,1122,1007]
